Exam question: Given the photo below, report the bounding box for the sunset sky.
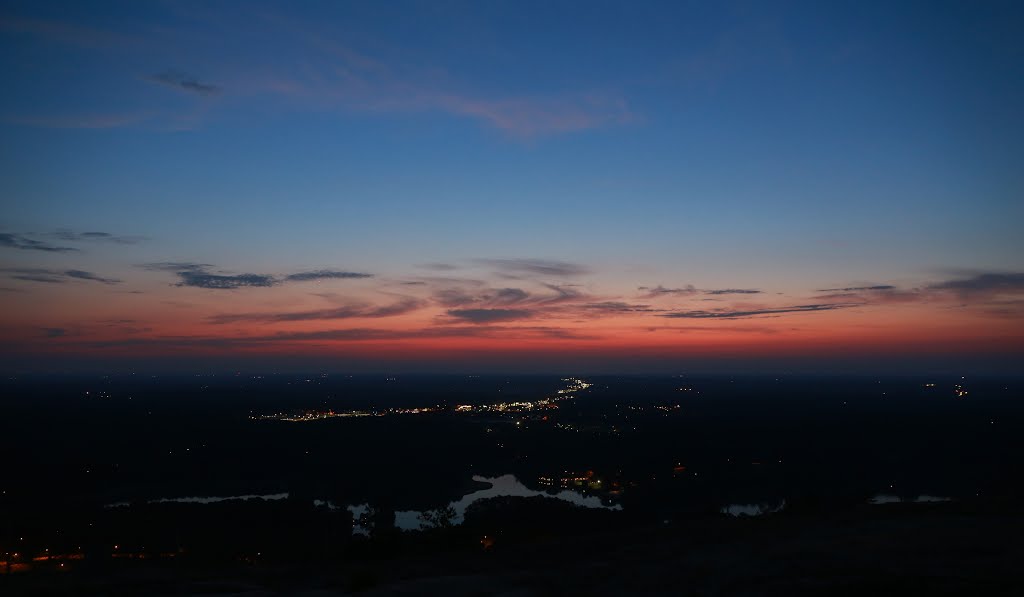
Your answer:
[2,1,1022,373]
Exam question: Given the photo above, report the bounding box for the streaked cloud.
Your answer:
[477,258,590,277]
[50,229,145,244]
[209,298,424,324]
[582,301,660,313]
[979,299,1024,319]
[638,285,697,297]
[141,262,212,272]
[147,70,221,96]
[929,272,1024,296]
[79,324,596,349]
[432,282,585,311]
[815,274,1024,308]
[2,229,144,251]
[447,308,534,323]
[140,263,372,290]
[176,270,276,290]
[3,268,120,285]
[417,263,459,271]
[0,233,77,253]
[64,269,122,284]
[661,303,854,319]
[431,93,633,138]
[813,286,922,305]
[284,270,374,282]
[6,9,633,137]
[817,285,897,292]
[703,288,762,295]
[251,27,633,138]
[639,285,761,297]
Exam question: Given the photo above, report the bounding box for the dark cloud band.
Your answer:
[661,303,853,319]
[447,308,534,323]
[140,263,373,290]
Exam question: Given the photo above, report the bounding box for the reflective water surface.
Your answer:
[394,474,622,531]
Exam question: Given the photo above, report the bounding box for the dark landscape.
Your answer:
[2,374,1023,594]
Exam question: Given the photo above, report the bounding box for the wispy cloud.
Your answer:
[4,269,65,283]
[817,285,897,292]
[64,269,121,284]
[140,263,373,290]
[209,298,424,324]
[255,325,594,342]
[811,273,1024,314]
[426,278,665,323]
[3,268,120,285]
[50,229,145,244]
[813,285,922,305]
[429,288,468,307]
[449,287,531,306]
[147,70,221,96]
[5,12,633,137]
[283,270,374,282]
[430,93,633,138]
[542,283,586,302]
[477,258,590,277]
[258,69,631,138]
[929,272,1024,297]
[140,262,274,289]
[417,262,459,271]
[979,299,1024,319]
[638,285,697,297]
[79,324,596,349]
[246,14,633,138]
[2,229,143,250]
[142,262,213,272]
[703,288,762,295]
[640,285,761,297]
[432,282,585,311]
[0,233,77,253]
[447,308,534,323]
[177,271,276,290]
[582,301,660,313]
[923,272,1024,317]
[661,303,854,319]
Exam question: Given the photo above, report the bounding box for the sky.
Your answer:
[1,0,1022,374]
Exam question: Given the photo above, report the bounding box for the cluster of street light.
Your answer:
[252,378,592,422]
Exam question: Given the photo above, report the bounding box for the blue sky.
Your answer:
[1,1,1022,372]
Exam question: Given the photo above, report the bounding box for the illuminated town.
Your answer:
[251,378,592,422]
